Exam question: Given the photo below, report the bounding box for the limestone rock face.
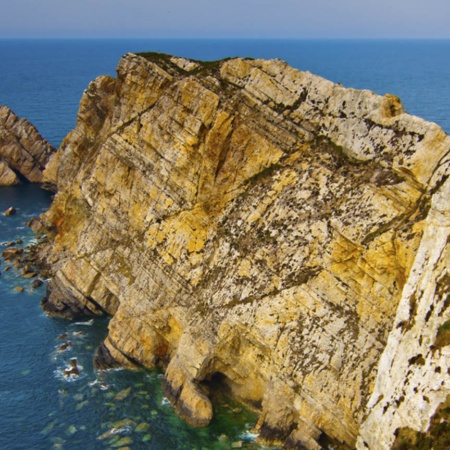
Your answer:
[0,106,56,185]
[36,53,450,448]
[356,173,450,449]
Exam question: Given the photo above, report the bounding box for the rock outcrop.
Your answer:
[0,105,56,185]
[35,53,450,449]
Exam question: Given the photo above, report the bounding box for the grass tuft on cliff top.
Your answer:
[136,51,254,77]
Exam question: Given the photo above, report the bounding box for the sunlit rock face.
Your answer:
[37,53,450,449]
[0,105,56,185]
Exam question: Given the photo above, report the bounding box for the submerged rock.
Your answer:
[111,437,133,448]
[65,425,77,436]
[135,422,151,433]
[34,52,450,449]
[114,387,132,401]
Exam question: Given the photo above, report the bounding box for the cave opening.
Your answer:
[202,371,233,398]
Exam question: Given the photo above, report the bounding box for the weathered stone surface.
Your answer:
[35,53,450,448]
[2,246,23,260]
[0,161,19,184]
[31,277,44,289]
[0,106,56,184]
[3,207,16,216]
[356,174,450,450]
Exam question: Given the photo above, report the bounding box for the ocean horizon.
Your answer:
[0,38,449,147]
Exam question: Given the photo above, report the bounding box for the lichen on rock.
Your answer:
[33,52,450,449]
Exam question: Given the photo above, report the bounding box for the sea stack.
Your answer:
[33,53,450,449]
[0,105,56,185]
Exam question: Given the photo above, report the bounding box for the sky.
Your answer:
[1,0,450,39]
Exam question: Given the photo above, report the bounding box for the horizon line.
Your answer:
[1,36,450,41]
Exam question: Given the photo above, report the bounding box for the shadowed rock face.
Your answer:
[0,106,56,185]
[35,53,450,449]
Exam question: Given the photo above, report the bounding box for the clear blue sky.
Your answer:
[1,0,449,39]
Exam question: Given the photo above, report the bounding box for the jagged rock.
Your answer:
[31,278,43,289]
[23,271,37,279]
[3,207,16,216]
[0,106,56,185]
[41,271,111,319]
[93,341,125,370]
[56,341,72,352]
[2,247,23,260]
[64,358,80,378]
[34,53,450,448]
[0,160,19,185]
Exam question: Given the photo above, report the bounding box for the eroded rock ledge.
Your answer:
[0,106,56,185]
[35,53,450,449]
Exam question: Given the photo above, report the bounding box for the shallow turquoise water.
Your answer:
[0,185,264,449]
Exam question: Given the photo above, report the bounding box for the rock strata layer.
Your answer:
[0,106,56,185]
[35,53,450,449]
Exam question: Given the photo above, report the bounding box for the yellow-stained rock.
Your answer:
[35,53,450,449]
[0,106,56,185]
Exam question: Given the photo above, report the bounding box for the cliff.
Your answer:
[0,106,56,185]
[35,53,450,449]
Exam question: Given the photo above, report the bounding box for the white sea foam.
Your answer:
[89,379,110,390]
[73,319,94,326]
[239,430,259,441]
[161,397,171,406]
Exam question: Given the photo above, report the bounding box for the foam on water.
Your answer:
[72,319,94,326]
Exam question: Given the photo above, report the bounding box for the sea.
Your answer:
[0,39,449,450]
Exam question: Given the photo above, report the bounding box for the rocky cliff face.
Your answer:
[35,53,450,449]
[0,106,56,185]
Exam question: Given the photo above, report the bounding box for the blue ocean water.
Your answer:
[0,39,449,449]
